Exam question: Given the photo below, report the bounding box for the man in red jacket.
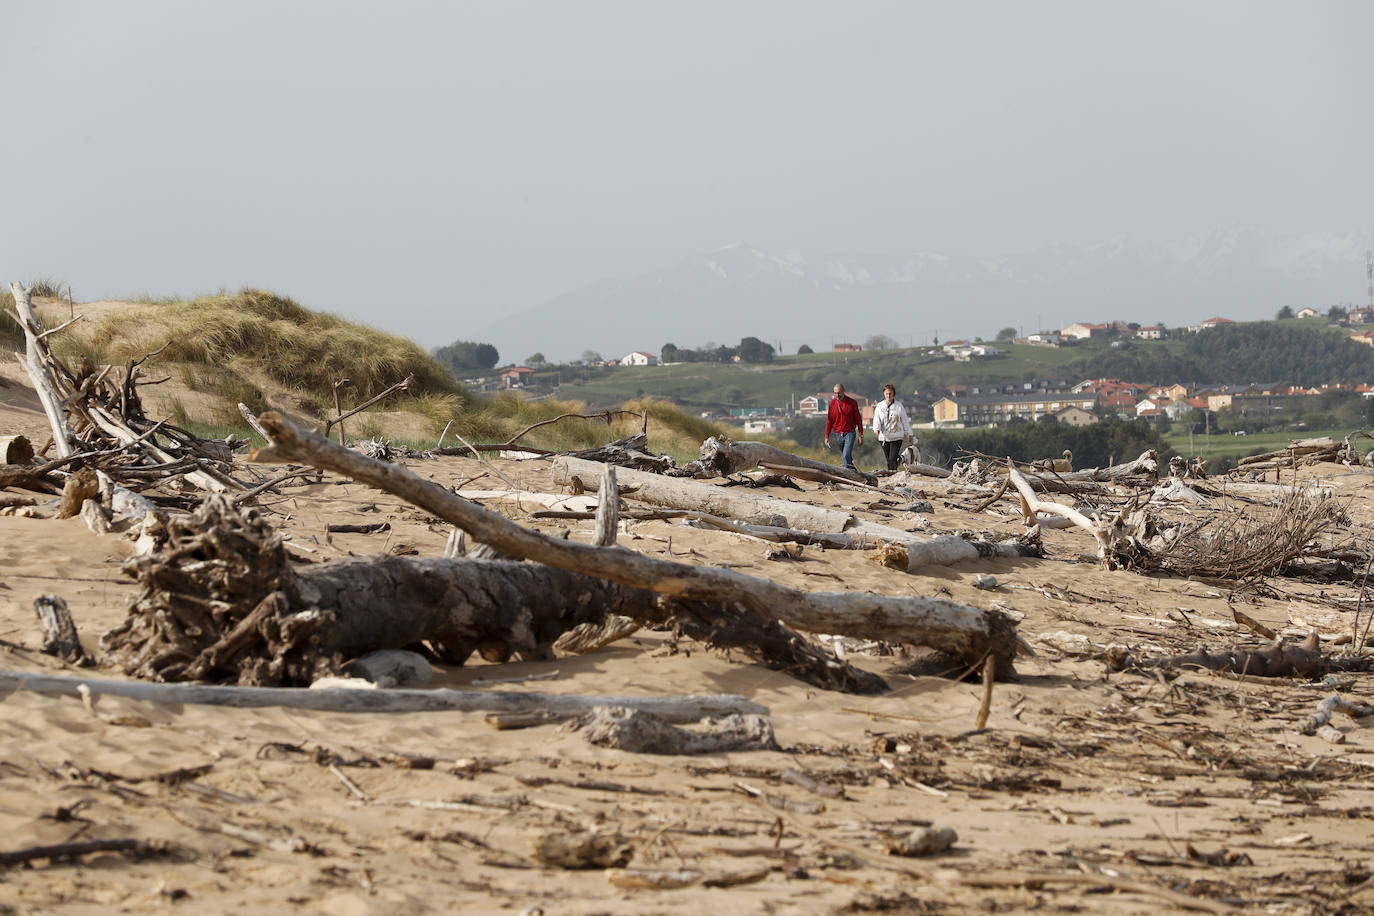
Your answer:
[824,383,863,471]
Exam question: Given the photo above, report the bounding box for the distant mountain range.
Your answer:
[476,226,1370,363]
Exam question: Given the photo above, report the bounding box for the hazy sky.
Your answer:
[4,1,1371,355]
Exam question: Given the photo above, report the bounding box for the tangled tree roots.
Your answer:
[100,496,324,685]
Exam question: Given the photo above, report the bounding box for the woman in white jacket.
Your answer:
[872,383,914,471]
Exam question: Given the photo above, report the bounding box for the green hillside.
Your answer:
[542,319,1374,416]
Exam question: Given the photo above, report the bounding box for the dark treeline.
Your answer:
[1069,324,1374,387]
[662,337,775,364]
[918,418,1175,472]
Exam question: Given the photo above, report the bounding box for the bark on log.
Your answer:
[253,412,1021,677]
[0,435,33,465]
[694,436,874,484]
[0,463,61,494]
[1102,633,1371,678]
[33,595,89,665]
[577,706,779,754]
[58,466,99,518]
[0,669,767,720]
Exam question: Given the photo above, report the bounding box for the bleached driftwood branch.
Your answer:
[0,669,765,720]
[10,281,76,457]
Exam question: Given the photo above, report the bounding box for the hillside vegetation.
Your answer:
[12,289,727,461]
[546,320,1374,412]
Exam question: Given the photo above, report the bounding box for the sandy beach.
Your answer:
[2,368,1373,915]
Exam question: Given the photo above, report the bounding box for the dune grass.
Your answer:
[83,289,463,401]
[17,287,730,458]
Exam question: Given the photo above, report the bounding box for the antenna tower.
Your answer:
[1367,250,1373,310]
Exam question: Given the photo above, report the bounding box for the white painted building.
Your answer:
[621,351,659,366]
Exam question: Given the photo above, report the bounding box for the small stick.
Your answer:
[0,837,161,866]
[781,767,842,799]
[329,763,370,801]
[975,653,995,729]
[470,670,561,686]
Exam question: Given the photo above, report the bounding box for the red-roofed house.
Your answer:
[1199,317,1235,329]
[1100,391,1137,417]
[500,366,535,388]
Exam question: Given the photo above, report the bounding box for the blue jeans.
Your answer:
[834,430,857,470]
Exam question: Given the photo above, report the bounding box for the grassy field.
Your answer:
[1161,426,1350,464]
[541,338,1191,412]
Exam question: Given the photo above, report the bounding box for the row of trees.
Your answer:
[433,340,499,373]
[661,337,776,364]
[1275,305,1353,320]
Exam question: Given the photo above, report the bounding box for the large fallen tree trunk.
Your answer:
[252,412,1021,678]
[99,496,887,693]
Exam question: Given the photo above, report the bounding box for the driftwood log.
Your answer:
[10,282,77,458]
[33,595,89,666]
[554,456,853,530]
[1007,460,1149,570]
[0,669,766,720]
[1104,633,1371,678]
[691,436,874,484]
[98,495,887,693]
[0,434,33,465]
[251,412,1021,678]
[555,456,1016,572]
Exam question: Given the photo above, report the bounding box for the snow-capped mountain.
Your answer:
[476,228,1369,362]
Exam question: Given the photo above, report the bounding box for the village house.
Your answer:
[1199,317,1235,329]
[1026,331,1061,345]
[1136,325,1167,340]
[1052,405,1098,426]
[1177,396,1209,418]
[499,366,535,388]
[833,343,862,352]
[951,344,1000,361]
[932,391,1097,426]
[1297,307,1320,319]
[621,351,658,366]
[940,340,969,355]
[743,416,787,435]
[797,392,870,417]
[1134,397,1162,417]
[1099,390,1137,418]
[1061,322,1108,341]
